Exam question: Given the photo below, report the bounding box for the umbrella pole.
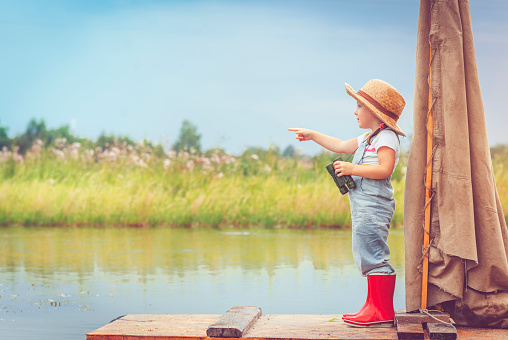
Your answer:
[421,45,434,311]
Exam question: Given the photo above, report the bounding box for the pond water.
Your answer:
[0,226,406,340]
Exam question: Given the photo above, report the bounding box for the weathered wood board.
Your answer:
[394,311,450,325]
[246,314,398,339]
[87,314,508,340]
[427,322,457,340]
[207,306,262,338]
[396,322,424,339]
[87,314,221,340]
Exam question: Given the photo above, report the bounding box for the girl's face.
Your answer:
[354,101,381,130]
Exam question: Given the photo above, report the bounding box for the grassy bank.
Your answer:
[1,141,506,228]
[0,152,355,228]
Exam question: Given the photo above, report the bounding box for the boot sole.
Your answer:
[343,319,394,328]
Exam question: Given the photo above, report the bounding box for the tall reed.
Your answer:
[2,139,506,228]
[0,156,353,228]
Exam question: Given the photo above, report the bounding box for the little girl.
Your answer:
[288,79,405,327]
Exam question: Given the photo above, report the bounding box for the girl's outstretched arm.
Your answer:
[288,128,358,154]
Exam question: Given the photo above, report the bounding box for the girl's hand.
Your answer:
[334,160,355,177]
[288,128,313,142]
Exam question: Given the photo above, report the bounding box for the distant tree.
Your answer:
[96,133,135,149]
[173,120,201,153]
[137,139,166,158]
[152,144,166,158]
[13,119,89,153]
[46,125,78,146]
[242,146,266,159]
[204,147,227,157]
[282,145,296,158]
[26,119,47,140]
[491,144,508,158]
[0,121,11,149]
[242,145,280,159]
[16,119,47,154]
[15,119,86,154]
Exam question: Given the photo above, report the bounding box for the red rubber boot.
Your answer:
[342,275,370,319]
[343,274,395,327]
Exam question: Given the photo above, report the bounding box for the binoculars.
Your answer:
[325,157,356,195]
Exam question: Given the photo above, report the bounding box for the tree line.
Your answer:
[0,119,298,158]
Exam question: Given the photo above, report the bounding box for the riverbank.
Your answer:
[1,142,506,228]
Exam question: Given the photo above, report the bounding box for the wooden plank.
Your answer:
[395,311,450,325]
[86,313,508,340]
[207,306,262,338]
[86,314,221,339]
[87,336,110,340]
[396,322,424,339]
[87,314,399,340]
[87,336,122,340]
[246,315,398,340]
[456,327,508,339]
[427,322,457,340]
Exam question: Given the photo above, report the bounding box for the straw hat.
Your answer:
[345,79,406,136]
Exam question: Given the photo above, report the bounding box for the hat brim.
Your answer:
[345,83,406,137]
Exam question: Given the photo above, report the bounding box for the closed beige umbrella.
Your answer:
[404,0,508,328]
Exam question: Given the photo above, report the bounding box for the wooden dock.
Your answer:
[87,308,508,340]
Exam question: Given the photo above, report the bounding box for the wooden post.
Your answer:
[421,44,434,311]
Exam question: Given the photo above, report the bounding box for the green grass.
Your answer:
[1,146,506,228]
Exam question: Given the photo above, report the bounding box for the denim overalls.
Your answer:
[348,132,396,276]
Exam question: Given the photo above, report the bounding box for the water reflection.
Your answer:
[0,226,405,340]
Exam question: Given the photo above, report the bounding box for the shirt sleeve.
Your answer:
[375,130,400,154]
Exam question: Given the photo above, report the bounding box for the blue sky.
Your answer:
[1,0,507,155]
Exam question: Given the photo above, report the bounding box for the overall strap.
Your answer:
[366,124,399,145]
